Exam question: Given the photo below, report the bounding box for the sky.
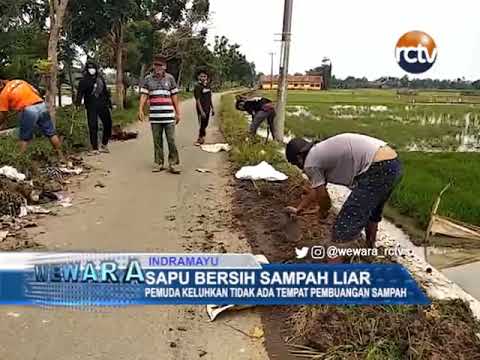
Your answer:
[207,0,480,81]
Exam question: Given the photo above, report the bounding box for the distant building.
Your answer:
[260,74,324,90]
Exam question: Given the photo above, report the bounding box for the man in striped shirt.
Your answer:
[138,55,181,174]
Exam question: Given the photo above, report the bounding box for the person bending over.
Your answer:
[285,133,402,261]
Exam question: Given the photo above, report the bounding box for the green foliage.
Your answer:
[391,152,480,228]
[212,36,255,87]
[331,74,479,90]
[0,98,140,170]
[0,25,48,87]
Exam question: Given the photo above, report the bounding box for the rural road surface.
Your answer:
[0,95,268,360]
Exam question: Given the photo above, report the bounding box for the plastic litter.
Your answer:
[0,231,8,241]
[26,206,51,215]
[53,192,73,208]
[206,255,269,321]
[19,207,28,218]
[235,161,288,182]
[196,168,212,173]
[200,143,231,153]
[0,166,26,182]
[59,167,83,175]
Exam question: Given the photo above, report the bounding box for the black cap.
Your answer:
[286,138,313,167]
[85,61,98,69]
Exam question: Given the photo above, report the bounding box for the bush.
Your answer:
[0,98,140,171]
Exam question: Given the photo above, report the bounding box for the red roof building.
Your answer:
[260,74,324,90]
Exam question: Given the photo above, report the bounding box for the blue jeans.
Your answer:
[333,158,402,242]
[19,102,56,141]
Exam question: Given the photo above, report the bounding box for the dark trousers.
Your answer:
[86,105,112,150]
[151,123,179,166]
[197,112,210,138]
[250,110,275,136]
[333,159,402,242]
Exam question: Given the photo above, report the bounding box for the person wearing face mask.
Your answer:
[75,61,113,154]
[193,69,214,146]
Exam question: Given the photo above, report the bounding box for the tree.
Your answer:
[400,75,409,88]
[68,0,189,109]
[210,35,254,88]
[306,57,332,89]
[0,0,48,87]
[151,0,210,87]
[321,57,332,90]
[46,0,70,122]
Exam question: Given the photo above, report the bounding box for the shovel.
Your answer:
[282,209,302,243]
[69,107,77,136]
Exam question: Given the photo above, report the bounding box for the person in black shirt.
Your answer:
[193,70,214,145]
[75,61,113,154]
[235,95,276,138]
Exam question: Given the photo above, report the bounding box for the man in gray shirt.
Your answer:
[285,133,402,259]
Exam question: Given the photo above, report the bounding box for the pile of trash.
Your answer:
[0,160,84,245]
[0,215,42,250]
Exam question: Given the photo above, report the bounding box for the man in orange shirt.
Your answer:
[0,78,64,160]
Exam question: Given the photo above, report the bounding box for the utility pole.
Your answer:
[269,52,275,90]
[274,0,293,142]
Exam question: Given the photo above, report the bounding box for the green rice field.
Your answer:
[260,89,480,229]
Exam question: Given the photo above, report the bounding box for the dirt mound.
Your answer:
[230,176,480,360]
[232,178,333,263]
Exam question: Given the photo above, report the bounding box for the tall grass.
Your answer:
[391,152,480,228]
[0,98,141,171]
[219,94,289,172]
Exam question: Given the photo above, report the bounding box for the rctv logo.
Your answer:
[395,31,437,74]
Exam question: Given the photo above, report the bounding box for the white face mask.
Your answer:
[88,68,97,75]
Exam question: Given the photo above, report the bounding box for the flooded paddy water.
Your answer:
[285,103,480,152]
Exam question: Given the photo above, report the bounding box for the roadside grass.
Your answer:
[0,97,141,171]
[219,94,294,176]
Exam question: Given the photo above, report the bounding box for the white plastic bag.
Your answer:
[235,161,287,182]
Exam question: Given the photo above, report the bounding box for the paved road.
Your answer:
[0,95,268,360]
